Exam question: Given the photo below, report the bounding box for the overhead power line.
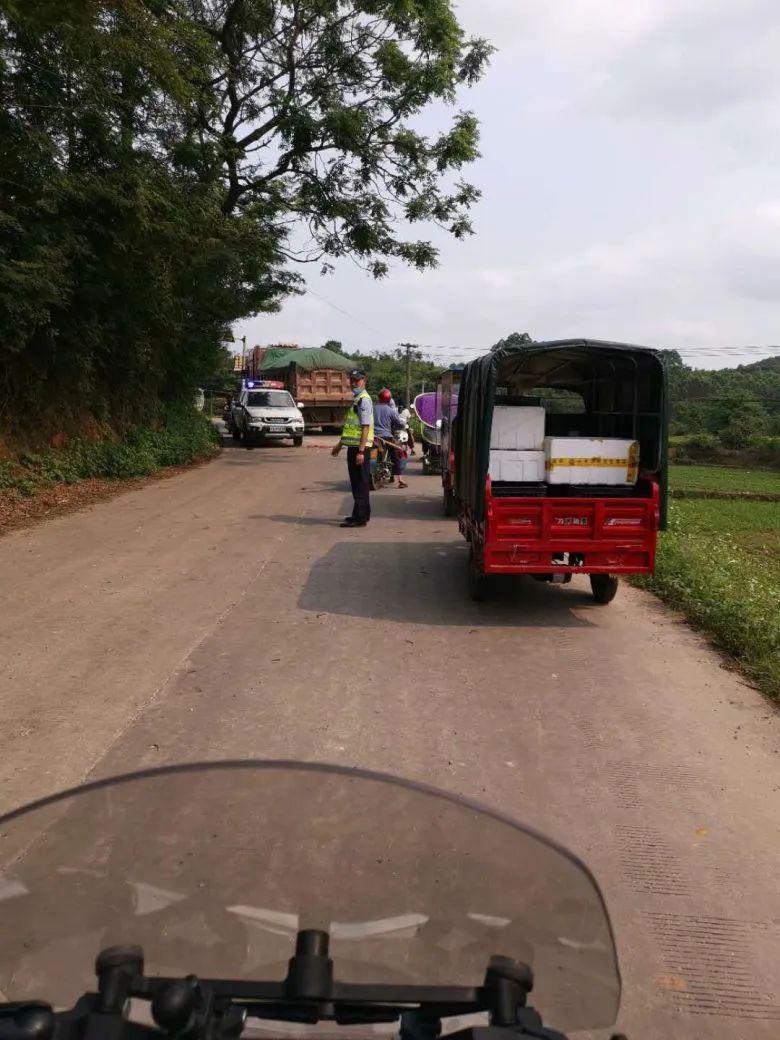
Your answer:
[294,289,780,366]
[412,345,780,366]
[304,286,385,337]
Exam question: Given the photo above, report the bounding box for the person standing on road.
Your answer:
[374,389,408,488]
[332,369,374,527]
[399,406,416,455]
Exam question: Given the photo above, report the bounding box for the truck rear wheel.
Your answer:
[590,574,619,604]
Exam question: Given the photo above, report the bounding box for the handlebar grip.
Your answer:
[0,1005,55,1040]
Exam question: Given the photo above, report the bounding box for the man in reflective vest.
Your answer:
[332,369,375,527]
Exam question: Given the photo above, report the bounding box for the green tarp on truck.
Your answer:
[260,347,354,372]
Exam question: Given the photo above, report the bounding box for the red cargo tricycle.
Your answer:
[442,339,668,604]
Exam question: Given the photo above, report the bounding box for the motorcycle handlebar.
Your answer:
[0,1008,571,1040]
[0,940,623,1040]
[0,1000,633,1040]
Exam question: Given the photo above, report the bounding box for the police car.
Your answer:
[228,380,305,447]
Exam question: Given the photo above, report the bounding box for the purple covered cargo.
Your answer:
[413,391,438,428]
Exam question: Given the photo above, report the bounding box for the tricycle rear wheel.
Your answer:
[443,485,457,517]
[468,544,488,602]
[590,574,619,604]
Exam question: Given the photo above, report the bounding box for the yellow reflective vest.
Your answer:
[341,389,374,447]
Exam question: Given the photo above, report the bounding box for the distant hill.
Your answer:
[486,335,778,450]
[665,351,779,447]
[737,355,780,373]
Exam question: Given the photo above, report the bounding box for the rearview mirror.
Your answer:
[297,402,304,409]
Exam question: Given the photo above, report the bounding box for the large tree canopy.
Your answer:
[183,0,491,275]
[0,0,490,429]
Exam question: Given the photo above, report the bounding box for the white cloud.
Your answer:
[593,1,780,121]
[716,202,780,303]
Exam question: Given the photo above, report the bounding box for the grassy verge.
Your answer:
[0,408,221,497]
[634,495,780,700]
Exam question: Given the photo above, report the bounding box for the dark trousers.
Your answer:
[347,446,371,522]
[389,445,403,476]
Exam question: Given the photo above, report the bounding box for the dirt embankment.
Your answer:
[0,455,217,538]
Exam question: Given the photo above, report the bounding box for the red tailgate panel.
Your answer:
[485,489,658,575]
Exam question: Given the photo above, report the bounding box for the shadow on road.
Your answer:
[369,491,443,520]
[251,514,343,527]
[299,541,598,628]
[223,443,298,452]
[221,450,298,466]
[216,429,302,455]
[299,480,350,492]
[292,485,446,516]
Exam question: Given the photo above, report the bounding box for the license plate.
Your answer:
[269,425,287,432]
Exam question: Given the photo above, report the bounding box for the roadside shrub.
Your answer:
[746,434,780,455]
[669,433,780,468]
[0,409,219,496]
[682,433,720,453]
[669,433,720,463]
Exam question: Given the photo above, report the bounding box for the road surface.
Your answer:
[0,435,778,1037]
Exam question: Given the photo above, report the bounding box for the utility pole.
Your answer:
[404,343,412,407]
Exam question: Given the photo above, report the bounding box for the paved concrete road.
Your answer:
[1,437,778,1036]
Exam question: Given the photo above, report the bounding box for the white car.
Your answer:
[229,387,305,446]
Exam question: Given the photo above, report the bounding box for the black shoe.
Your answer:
[340,518,367,528]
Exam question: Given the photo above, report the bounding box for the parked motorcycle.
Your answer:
[0,762,625,1040]
[370,431,410,490]
[369,436,402,490]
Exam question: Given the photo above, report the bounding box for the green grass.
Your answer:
[635,498,780,700]
[670,464,780,495]
[0,408,220,497]
[673,499,780,536]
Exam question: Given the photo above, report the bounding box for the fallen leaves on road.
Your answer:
[655,973,689,992]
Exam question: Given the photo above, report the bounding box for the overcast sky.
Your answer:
[235,0,780,369]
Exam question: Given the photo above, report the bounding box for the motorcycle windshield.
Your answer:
[0,762,620,1032]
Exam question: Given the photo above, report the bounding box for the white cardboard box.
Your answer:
[544,437,640,485]
[490,406,546,450]
[489,449,546,483]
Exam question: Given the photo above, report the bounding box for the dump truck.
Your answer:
[246,345,355,431]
